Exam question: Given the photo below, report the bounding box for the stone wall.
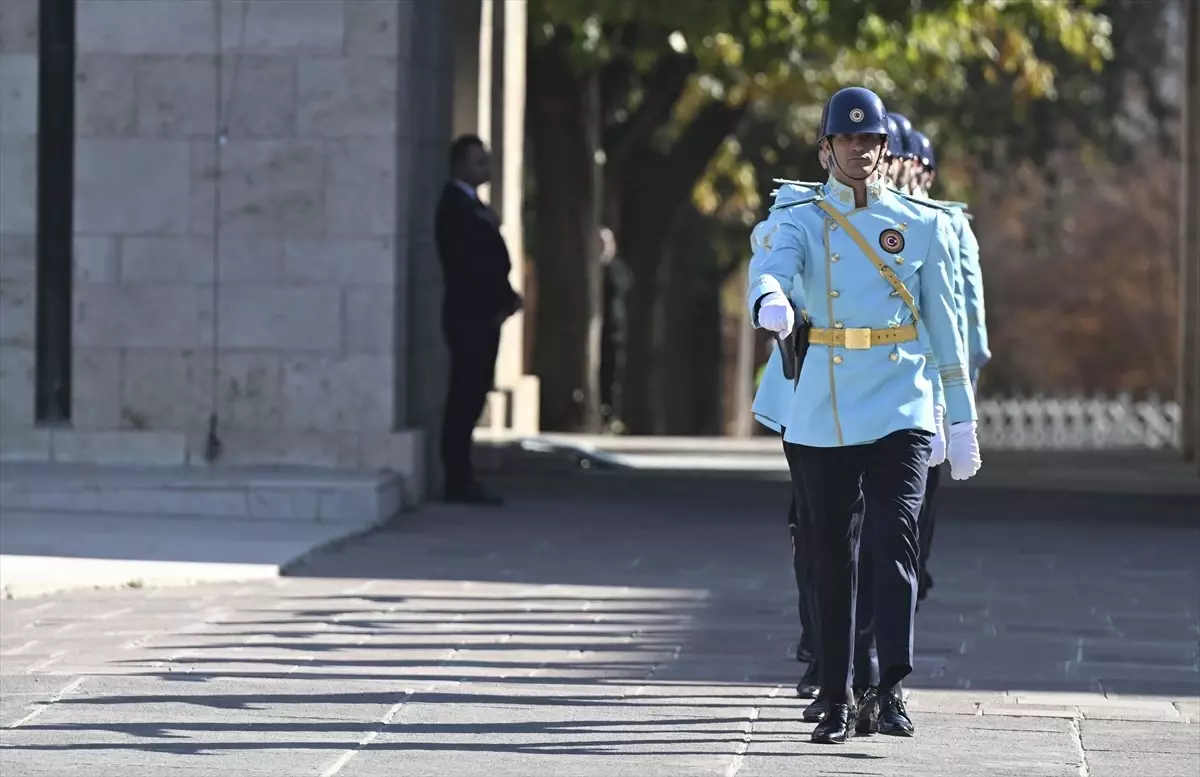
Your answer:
[401,0,455,490]
[0,0,459,500]
[0,0,39,427]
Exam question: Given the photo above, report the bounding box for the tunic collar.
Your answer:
[823,174,887,209]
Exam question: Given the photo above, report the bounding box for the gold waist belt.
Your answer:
[808,324,919,350]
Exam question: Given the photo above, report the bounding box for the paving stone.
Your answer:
[1085,750,1200,777]
[1079,703,1185,721]
[1079,718,1200,754]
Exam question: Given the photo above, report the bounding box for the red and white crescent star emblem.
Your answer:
[879,228,905,254]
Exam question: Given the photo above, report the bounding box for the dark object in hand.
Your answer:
[777,316,811,386]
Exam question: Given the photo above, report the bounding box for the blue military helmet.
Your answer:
[885,115,904,158]
[911,130,936,171]
[887,112,916,159]
[818,87,889,139]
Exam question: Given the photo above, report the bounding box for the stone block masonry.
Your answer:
[0,0,459,500]
[0,0,40,428]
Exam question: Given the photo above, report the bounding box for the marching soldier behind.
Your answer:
[748,193,820,702]
[747,86,981,744]
[911,131,991,384]
[908,128,990,600]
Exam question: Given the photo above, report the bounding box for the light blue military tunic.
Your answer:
[747,176,975,448]
[923,195,988,383]
[752,182,947,431]
[748,191,807,433]
[954,210,990,380]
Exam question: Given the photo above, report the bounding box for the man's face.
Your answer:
[897,159,919,190]
[457,143,492,186]
[827,133,885,179]
[885,157,903,186]
[598,228,616,263]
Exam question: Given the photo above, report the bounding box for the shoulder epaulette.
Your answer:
[769,193,824,211]
[772,178,823,188]
[891,189,957,213]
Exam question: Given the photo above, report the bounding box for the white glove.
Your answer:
[948,421,982,480]
[929,405,947,467]
[757,292,794,335]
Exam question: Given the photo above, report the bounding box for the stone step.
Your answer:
[0,463,404,526]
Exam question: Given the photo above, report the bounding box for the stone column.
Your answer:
[401,0,456,495]
[483,0,539,434]
[0,0,39,433]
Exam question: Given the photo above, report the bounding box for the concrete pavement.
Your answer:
[0,473,1197,775]
[0,464,404,598]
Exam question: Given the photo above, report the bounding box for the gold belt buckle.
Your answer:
[844,328,872,350]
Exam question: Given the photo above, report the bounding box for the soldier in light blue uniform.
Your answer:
[909,129,989,601]
[749,191,822,703]
[757,173,887,722]
[748,86,982,744]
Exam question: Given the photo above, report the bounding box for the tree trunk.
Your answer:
[617,164,676,434]
[661,208,724,434]
[613,102,747,434]
[527,39,602,432]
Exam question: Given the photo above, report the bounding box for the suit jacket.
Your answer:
[435,182,518,334]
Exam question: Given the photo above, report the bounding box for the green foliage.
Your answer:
[532,0,1112,227]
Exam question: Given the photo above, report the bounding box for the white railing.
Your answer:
[976,395,1180,450]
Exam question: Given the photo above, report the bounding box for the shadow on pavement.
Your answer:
[3,470,1197,763]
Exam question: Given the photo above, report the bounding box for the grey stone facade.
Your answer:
[0,0,39,428]
[0,0,518,501]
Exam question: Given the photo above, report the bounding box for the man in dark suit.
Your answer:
[435,134,522,504]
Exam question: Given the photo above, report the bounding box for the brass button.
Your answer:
[829,290,840,298]
[834,322,844,329]
[828,222,838,231]
[890,291,899,297]
[831,253,840,262]
[898,222,908,231]
[833,355,844,365]
[895,256,905,264]
[889,353,899,362]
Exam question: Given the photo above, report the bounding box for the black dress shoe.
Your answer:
[877,686,915,737]
[802,696,827,723]
[444,483,504,506]
[854,687,879,735]
[795,662,820,699]
[811,702,853,744]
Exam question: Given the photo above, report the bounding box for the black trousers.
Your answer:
[789,488,818,658]
[917,462,943,596]
[441,324,502,491]
[784,429,930,704]
[784,430,877,689]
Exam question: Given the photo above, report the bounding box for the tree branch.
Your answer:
[659,100,749,206]
[604,51,697,164]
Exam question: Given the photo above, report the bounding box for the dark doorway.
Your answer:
[34,0,76,422]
